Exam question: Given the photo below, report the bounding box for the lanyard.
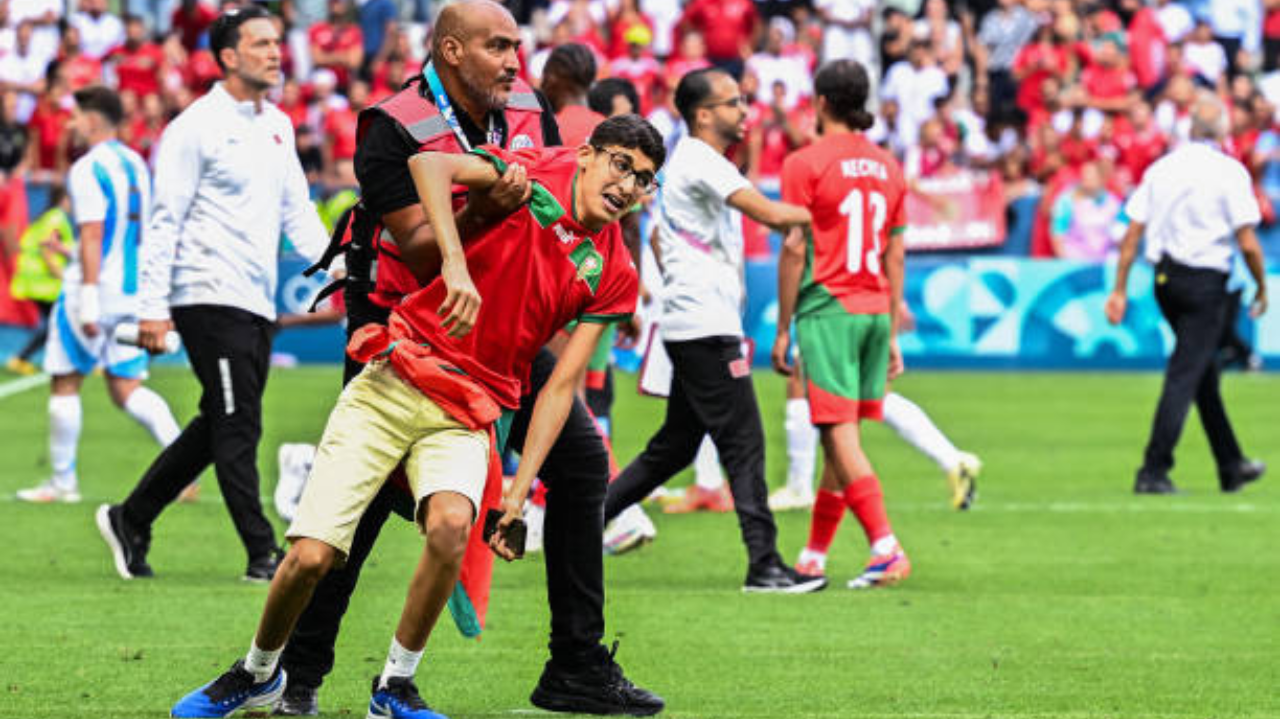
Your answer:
[423,62,502,152]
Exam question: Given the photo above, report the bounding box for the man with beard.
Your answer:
[603,67,824,593]
[271,1,663,716]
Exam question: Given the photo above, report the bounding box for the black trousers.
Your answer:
[1141,262,1245,478]
[281,293,610,689]
[16,300,52,361]
[121,305,278,561]
[604,336,780,569]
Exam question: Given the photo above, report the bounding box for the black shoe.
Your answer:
[743,561,827,594]
[95,504,153,579]
[1134,471,1179,495]
[245,547,284,583]
[1221,458,1265,493]
[530,641,665,716]
[273,681,319,716]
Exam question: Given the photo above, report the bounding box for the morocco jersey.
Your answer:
[392,145,639,409]
[781,132,906,318]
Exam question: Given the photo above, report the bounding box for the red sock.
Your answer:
[843,476,893,545]
[805,489,846,554]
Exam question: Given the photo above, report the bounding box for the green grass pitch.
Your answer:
[1,365,1278,718]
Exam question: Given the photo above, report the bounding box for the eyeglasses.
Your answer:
[593,146,660,194]
[701,94,750,110]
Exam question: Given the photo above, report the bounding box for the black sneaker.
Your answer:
[273,681,319,716]
[530,641,665,716]
[743,561,827,594]
[1134,471,1179,495]
[1221,458,1265,493]
[368,675,445,718]
[95,504,153,579]
[245,547,284,583]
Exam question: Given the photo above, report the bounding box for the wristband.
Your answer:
[79,284,101,326]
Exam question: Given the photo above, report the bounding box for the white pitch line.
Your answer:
[0,373,47,400]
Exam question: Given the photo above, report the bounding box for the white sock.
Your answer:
[797,547,827,571]
[693,436,723,490]
[123,386,181,446]
[380,637,423,686]
[784,398,818,492]
[871,534,899,556]
[49,394,82,491]
[883,393,960,472]
[244,641,281,683]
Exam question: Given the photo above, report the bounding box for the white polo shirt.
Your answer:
[653,136,752,341]
[1124,141,1260,274]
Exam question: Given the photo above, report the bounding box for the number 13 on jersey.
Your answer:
[839,188,887,276]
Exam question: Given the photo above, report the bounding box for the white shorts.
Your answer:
[42,295,148,379]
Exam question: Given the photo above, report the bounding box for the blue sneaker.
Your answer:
[367,675,448,719]
[170,659,285,718]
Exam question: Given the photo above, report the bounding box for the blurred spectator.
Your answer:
[676,0,759,77]
[60,25,104,91]
[25,62,70,184]
[545,0,609,59]
[1121,0,1168,92]
[8,0,61,70]
[1207,0,1262,79]
[322,77,365,190]
[746,17,810,111]
[881,38,949,149]
[746,76,811,188]
[0,89,25,180]
[1115,100,1167,185]
[640,0,680,59]
[1014,22,1072,122]
[1049,160,1122,260]
[814,0,874,70]
[277,77,308,129]
[663,30,711,98]
[309,0,362,91]
[71,0,126,61]
[1185,19,1229,89]
[880,7,914,76]
[0,20,48,123]
[588,76,641,117]
[542,43,604,145]
[914,0,964,82]
[171,0,218,53]
[109,15,166,100]
[608,24,660,116]
[606,0,654,61]
[1265,0,1280,71]
[976,0,1038,126]
[1081,34,1138,115]
[905,116,955,180]
[1155,73,1196,144]
[358,0,397,68]
[1156,0,1194,44]
[122,91,167,162]
[1252,97,1280,215]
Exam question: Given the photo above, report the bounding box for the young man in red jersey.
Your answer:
[170,114,665,719]
[773,59,911,590]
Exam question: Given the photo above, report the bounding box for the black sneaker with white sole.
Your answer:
[273,681,319,716]
[245,548,284,583]
[95,503,153,579]
[530,641,664,716]
[742,561,827,593]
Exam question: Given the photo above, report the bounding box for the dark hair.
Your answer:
[209,3,271,72]
[813,59,874,131]
[588,77,640,117]
[73,85,124,126]
[674,67,728,127]
[588,113,666,170]
[543,43,597,92]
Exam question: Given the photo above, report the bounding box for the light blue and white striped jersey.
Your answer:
[65,139,152,312]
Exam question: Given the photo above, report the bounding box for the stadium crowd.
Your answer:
[4,0,1280,264]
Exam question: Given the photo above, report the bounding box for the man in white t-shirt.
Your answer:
[814,0,875,71]
[880,39,949,149]
[0,20,49,123]
[70,0,125,61]
[16,86,180,505]
[602,67,825,593]
[1106,97,1268,495]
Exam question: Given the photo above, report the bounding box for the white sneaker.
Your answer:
[274,443,316,523]
[17,480,81,504]
[604,504,657,555]
[768,483,815,511]
[523,501,545,554]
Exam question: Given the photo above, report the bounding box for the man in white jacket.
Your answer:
[95,5,328,583]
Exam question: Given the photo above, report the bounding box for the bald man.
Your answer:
[1107,96,1268,495]
[272,1,663,717]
